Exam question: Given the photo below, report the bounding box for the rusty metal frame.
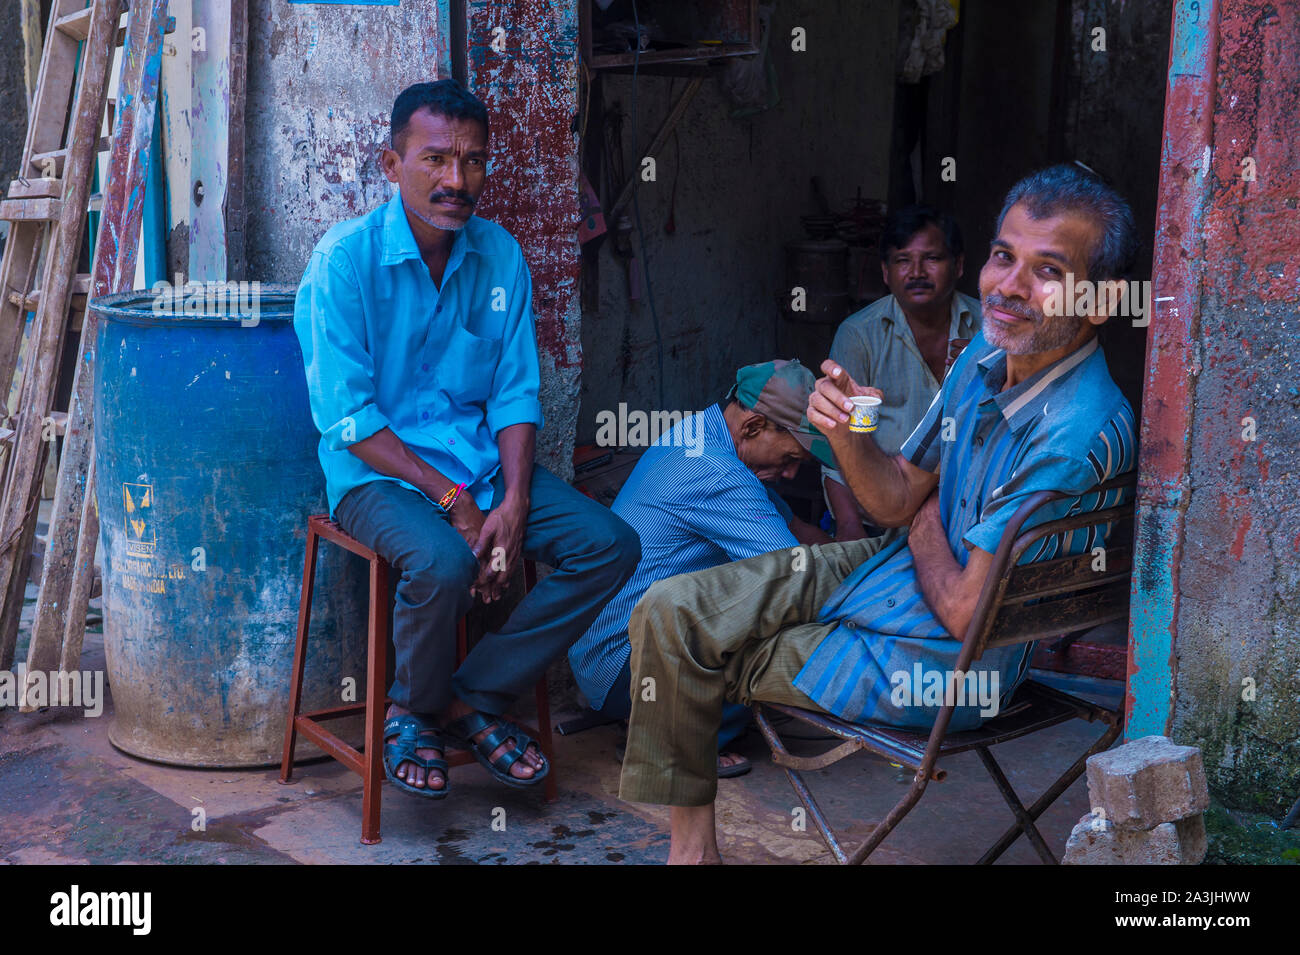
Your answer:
[755,471,1137,865]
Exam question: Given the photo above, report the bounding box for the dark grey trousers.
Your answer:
[335,465,640,715]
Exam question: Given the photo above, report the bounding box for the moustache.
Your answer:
[429,191,477,207]
[984,292,1042,322]
[905,282,934,290]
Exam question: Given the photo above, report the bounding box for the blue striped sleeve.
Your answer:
[962,453,1099,555]
[900,386,946,472]
[690,467,798,561]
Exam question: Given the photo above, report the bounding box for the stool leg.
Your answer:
[535,672,557,802]
[361,556,390,845]
[280,524,320,785]
[524,559,556,800]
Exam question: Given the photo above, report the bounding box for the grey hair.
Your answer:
[996,164,1138,282]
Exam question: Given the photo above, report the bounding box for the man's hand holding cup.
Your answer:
[809,360,884,445]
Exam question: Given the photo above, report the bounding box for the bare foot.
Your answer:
[668,804,723,864]
[385,703,446,791]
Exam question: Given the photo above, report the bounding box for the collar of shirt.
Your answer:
[975,335,1100,433]
[379,190,490,271]
[883,293,980,383]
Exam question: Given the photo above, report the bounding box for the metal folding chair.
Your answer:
[754,471,1136,864]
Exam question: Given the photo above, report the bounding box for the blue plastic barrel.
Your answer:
[92,284,367,767]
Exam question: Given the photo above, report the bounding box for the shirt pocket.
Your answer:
[432,324,501,406]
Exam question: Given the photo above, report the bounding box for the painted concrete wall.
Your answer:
[244,0,451,283]
[1134,0,1300,816]
[578,0,900,440]
[465,0,582,478]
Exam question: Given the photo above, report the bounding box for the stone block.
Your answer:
[1062,812,1207,865]
[1085,735,1209,829]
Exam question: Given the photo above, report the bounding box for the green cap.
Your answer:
[728,359,834,467]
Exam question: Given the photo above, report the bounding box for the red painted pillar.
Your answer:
[1131,0,1300,812]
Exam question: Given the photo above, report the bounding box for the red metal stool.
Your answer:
[280,514,558,844]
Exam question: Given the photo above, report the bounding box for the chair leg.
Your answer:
[360,556,390,845]
[975,746,1058,864]
[977,718,1123,864]
[280,525,320,785]
[753,705,855,864]
[845,772,932,865]
[845,703,955,866]
[534,672,558,802]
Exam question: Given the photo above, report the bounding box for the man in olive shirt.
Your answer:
[824,205,980,539]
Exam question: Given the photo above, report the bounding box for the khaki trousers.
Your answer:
[617,535,888,806]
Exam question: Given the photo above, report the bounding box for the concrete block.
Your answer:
[1085,735,1209,829]
[1062,812,1207,865]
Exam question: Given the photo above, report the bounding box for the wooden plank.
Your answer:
[30,138,113,179]
[23,7,82,168]
[986,584,1131,652]
[0,0,121,672]
[7,177,62,199]
[226,0,249,280]
[7,274,92,312]
[56,455,100,676]
[191,0,233,279]
[27,0,171,683]
[1002,546,1134,604]
[0,412,66,446]
[0,222,43,406]
[0,198,63,222]
[53,6,96,42]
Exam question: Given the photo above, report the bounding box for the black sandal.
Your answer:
[444,711,549,789]
[382,713,450,799]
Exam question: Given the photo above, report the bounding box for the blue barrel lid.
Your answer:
[90,282,298,328]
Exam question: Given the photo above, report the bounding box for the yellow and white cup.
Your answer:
[848,395,882,433]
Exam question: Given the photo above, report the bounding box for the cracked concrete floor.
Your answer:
[1,623,1122,865]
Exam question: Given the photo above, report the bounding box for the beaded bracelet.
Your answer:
[438,482,466,513]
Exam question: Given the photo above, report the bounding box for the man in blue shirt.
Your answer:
[617,165,1140,863]
[294,80,639,798]
[568,360,833,776]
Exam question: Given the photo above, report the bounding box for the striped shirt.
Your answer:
[568,403,798,709]
[827,290,981,457]
[793,331,1137,731]
[823,291,981,528]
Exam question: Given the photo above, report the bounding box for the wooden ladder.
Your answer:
[0,0,170,686]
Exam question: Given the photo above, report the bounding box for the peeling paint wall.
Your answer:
[465,0,582,478]
[1173,1,1300,815]
[1136,0,1300,815]
[244,0,451,283]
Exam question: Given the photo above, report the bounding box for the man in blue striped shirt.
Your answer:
[618,165,1140,863]
[568,361,832,776]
